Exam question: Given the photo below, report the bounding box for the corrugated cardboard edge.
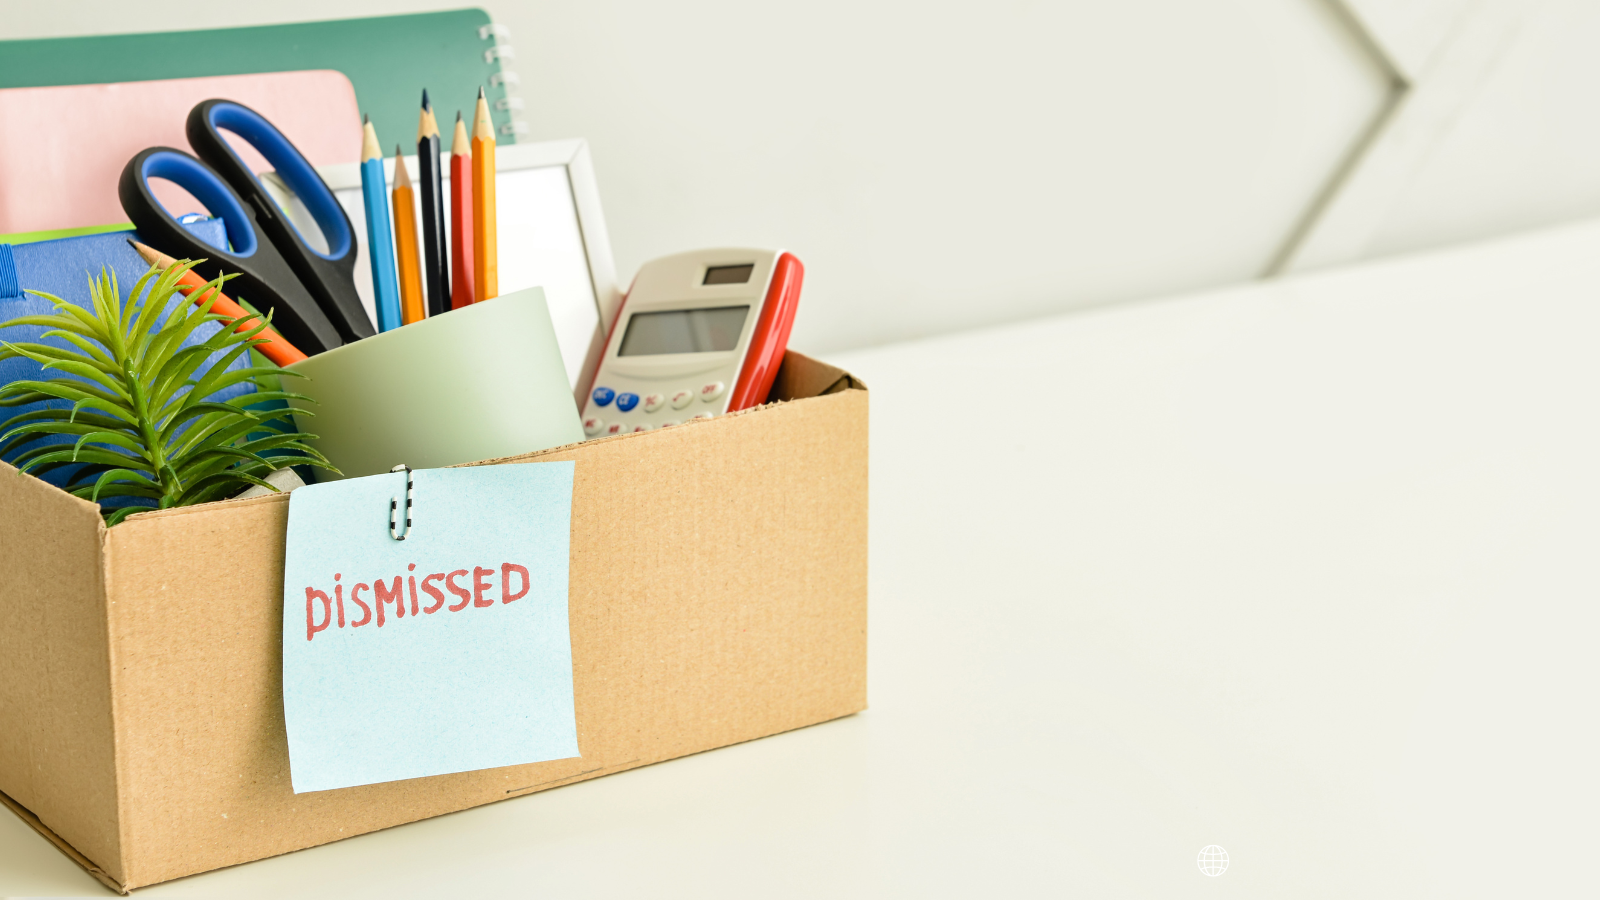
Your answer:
[0,787,127,895]
[0,455,126,885]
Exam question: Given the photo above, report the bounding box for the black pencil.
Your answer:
[417,89,449,317]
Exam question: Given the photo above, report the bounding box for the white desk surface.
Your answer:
[5,219,1599,897]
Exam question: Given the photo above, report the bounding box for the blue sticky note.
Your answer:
[281,462,579,793]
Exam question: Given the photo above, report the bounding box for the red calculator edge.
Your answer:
[591,250,805,415]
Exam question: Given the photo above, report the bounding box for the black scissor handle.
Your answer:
[117,147,345,356]
[186,99,373,344]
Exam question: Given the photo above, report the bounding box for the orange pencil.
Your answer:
[391,147,426,325]
[449,111,475,309]
[128,241,306,366]
[470,87,497,302]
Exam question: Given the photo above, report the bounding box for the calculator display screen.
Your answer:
[618,305,750,356]
[703,264,754,285]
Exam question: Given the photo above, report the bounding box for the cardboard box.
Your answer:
[0,351,867,893]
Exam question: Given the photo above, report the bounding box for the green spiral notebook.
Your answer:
[0,9,526,147]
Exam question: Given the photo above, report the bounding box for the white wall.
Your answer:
[1365,0,1600,258]
[1276,0,1600,275]
[518,0,1387,351]
[2,0,1389,352]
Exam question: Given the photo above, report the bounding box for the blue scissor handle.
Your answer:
[197,101,352,261]
[118,146,347,355]
[187,98,372,344]
[137,150,260,258]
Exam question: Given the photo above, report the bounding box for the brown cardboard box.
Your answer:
[0,351,867,893]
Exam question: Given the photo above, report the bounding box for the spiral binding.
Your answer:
[478,22,530,140]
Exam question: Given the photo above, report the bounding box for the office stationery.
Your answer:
[391,149,426,326]
[0,263,330,523]
[121,145,345,356]
[0,72,360,235]
[281,461,579,793]
[0,221,226,305]
[185,99,372,345]
[449,112,476,310]
[129,241,308,366]
[284,287,584,479]
[360,118,401,333]
[0,223,136,245]
[581,249,803,437]
[118,99,374,355]
[0,11,525,152]
[320,139,621,402]
[471,89,498,303]
[417,93,449,317]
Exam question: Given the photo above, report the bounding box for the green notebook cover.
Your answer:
[0,9,521,146]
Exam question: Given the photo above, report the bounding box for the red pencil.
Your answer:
[449,111,475,309]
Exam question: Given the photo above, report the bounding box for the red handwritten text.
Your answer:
[306,562,530,641]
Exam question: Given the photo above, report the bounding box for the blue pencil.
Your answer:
[360,116,402,332]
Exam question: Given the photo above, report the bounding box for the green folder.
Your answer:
[0,9,522,146]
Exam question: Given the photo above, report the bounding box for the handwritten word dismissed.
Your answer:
[304,563,532,639]
[282,462,579,793]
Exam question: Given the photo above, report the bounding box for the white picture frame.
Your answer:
[309,139,622,406]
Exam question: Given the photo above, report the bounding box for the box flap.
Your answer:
[770,350,867,403]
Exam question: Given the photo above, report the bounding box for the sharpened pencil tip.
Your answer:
[456,110,462,121]
[363,113,369,124]
[478,85,485,99]
[422,88,430,109]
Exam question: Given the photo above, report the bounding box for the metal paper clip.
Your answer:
[389,464,413,540]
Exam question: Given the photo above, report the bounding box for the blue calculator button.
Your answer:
[616,392,640,412]
[592,386,615,407]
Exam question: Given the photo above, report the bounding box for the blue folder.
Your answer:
[0,220,256,489]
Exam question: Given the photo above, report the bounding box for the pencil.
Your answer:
[391,147,426,325]
[129,241,307,366]
[471,87,497,303]
[449,111,475,310]
[360,116,402,332]
[416,90,449,318]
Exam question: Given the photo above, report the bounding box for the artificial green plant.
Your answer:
[0,262,336,525]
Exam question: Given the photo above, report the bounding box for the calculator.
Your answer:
[580,248,803,438]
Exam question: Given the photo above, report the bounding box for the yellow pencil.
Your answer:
[391,147,426,325]
[470,87,497,302]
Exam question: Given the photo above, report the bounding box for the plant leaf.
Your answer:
[86,467,162,501]
[0,262,332,525]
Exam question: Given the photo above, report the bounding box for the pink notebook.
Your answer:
[0,70,360,234]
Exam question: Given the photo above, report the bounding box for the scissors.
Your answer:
[118,99,374,355]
